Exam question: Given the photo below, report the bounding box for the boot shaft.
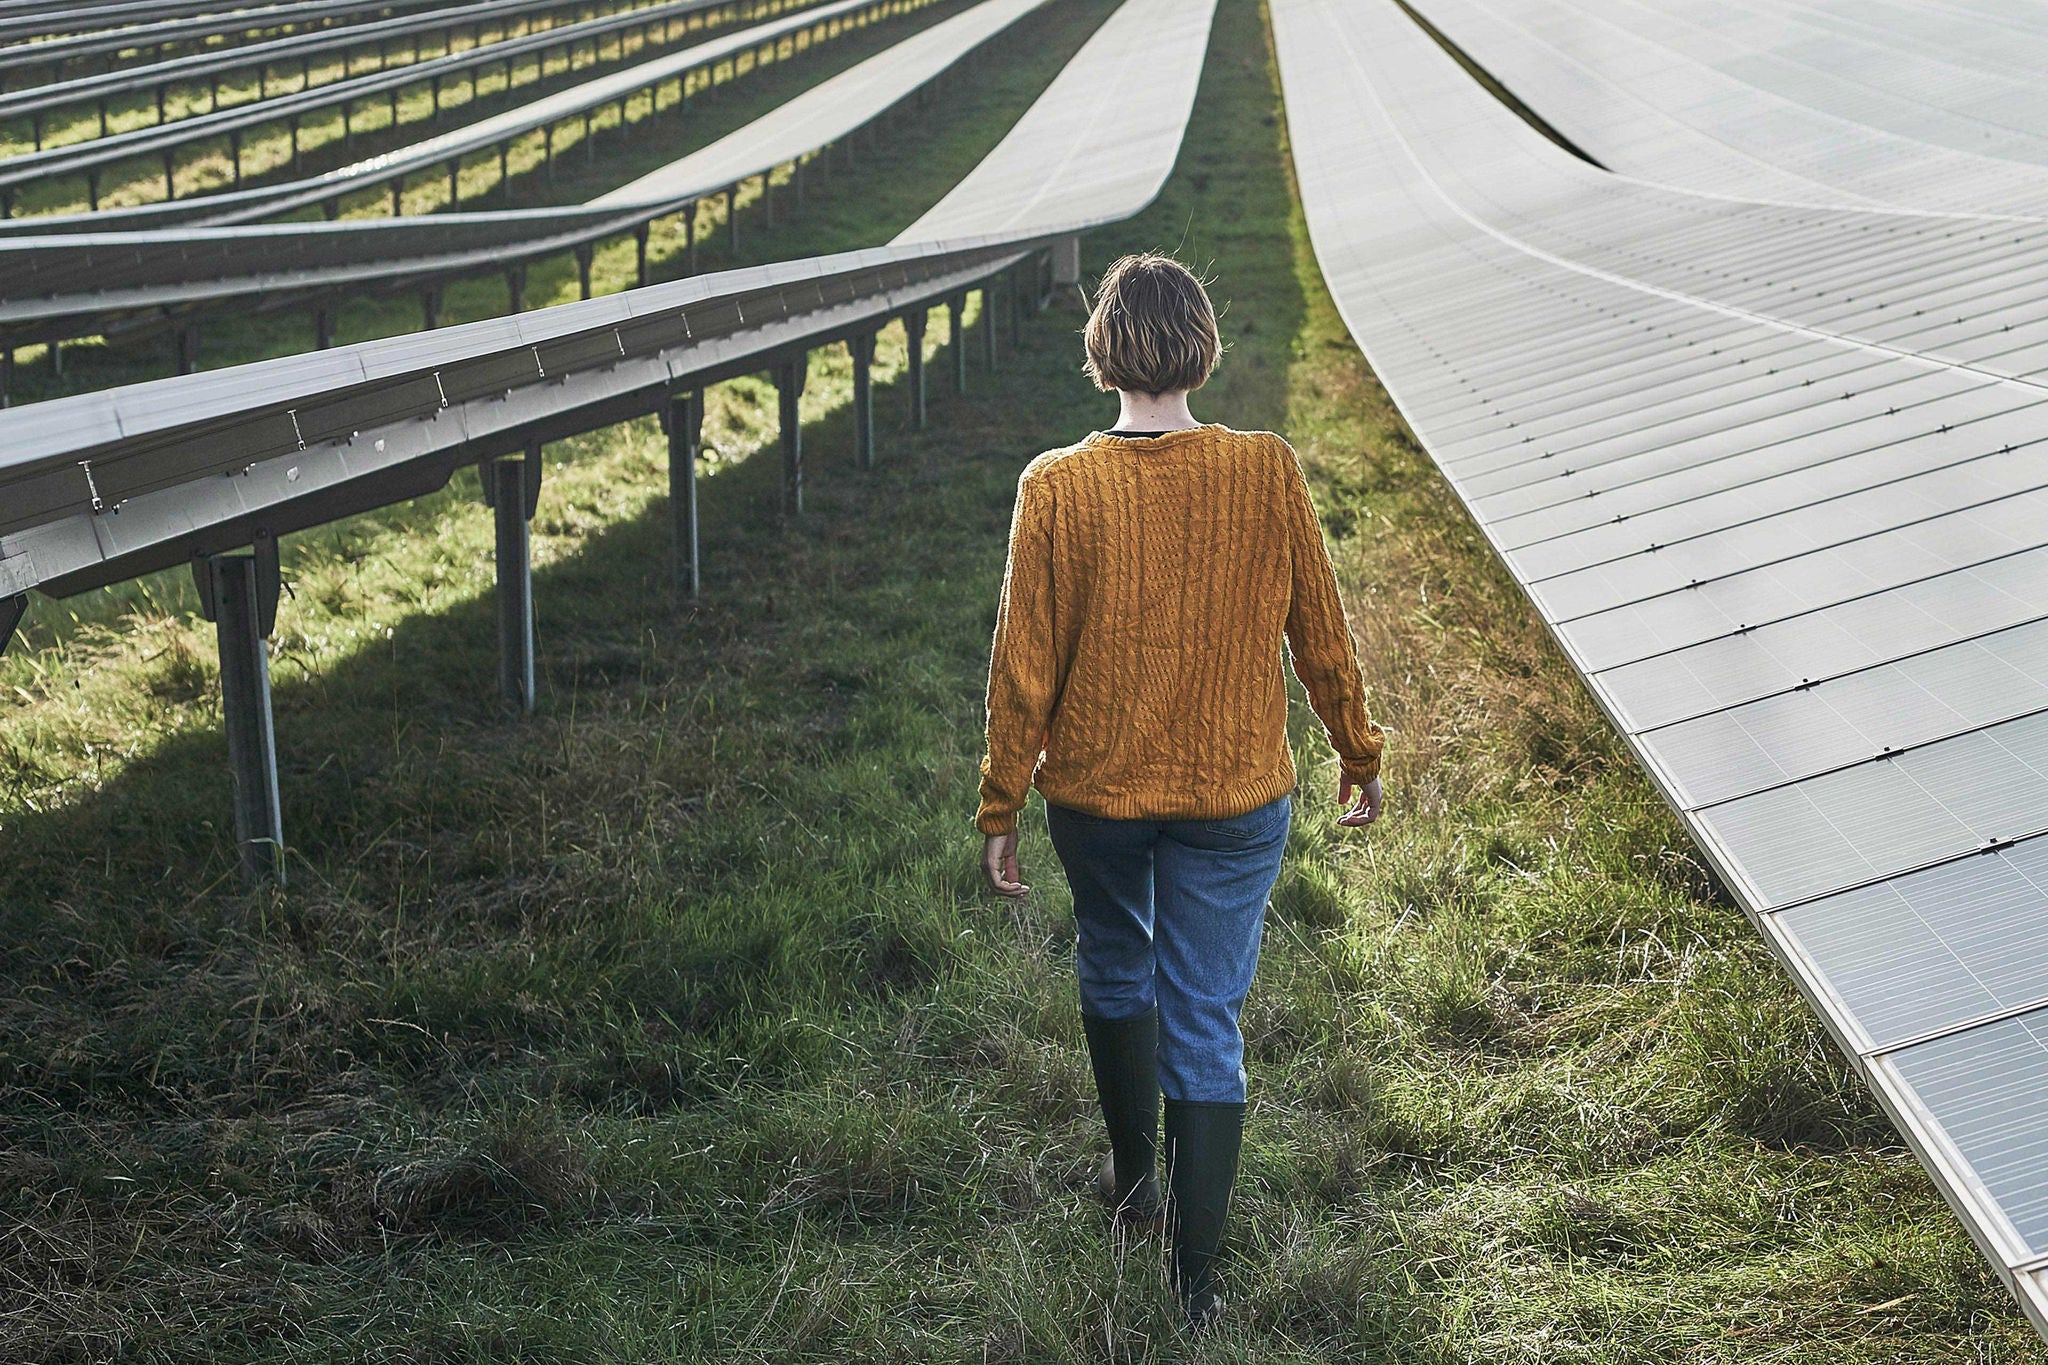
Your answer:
[1163,1097,1245,1329]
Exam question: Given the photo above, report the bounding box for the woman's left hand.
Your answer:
[982,832,1030,898]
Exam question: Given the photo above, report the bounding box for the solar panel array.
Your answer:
[0,0,980,353]
[1271,0,2048,1338]
[0,0,1216,602]
[0,0,668,127]
[0,0,1019,362]
[1409,0,2048,214]
[0,0,814,208]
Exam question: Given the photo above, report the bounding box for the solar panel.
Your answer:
[0,0,1052,346]
[0,0,1220,603]
[1410,0,2048,214]
[1270,0,2048,1337]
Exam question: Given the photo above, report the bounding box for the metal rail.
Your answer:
[1273,0,2048,1341]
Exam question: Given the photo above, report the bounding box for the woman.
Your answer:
[974,251,1385,1331]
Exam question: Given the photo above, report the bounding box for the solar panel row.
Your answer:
[0,0,661,126]
[0,0,1021,357]
[0,0,816,204]
[1270,0,2048,1336]
[1410,0,2048,214]
[0,0,1212,606]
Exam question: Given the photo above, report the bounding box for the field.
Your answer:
[3,0,2044,1359]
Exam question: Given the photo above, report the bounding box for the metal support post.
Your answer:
[448,158,459,207]
[903,309,928,430]
[176,325,199,374]
[948,294,966,394]
[1009,262,1024,347]
[162,150,176,199]
[982,282,998,372]
[762,171,774,230]
[685,200,699,274]
[849,331,876,470]
[421,288,441,329]
[775,355,807,515]
[229,130,242,186]
[314,308,334,349]
[576,244,594,299]
[192,540,285,886]
[726,184,738,254]
[507,265,526,312]
[1051,234,1081,288]
[667,389,703,597]
[479,447,543,712]
[391,176,403,216]
[0,593,26,658]
[635,224,650,287]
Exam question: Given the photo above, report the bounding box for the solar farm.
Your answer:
[4,0,2048,1358]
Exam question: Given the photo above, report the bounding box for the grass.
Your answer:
[3,0,2046,1359]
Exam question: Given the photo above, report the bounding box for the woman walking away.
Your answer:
[974,251,1385,1333]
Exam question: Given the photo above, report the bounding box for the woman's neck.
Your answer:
[1113,390,1200,432]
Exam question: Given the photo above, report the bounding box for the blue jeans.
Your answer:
[1045,793,1292,1103]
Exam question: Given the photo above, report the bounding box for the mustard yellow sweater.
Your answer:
[975,423,1384,836]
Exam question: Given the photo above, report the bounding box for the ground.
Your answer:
[2,0,2043,1359]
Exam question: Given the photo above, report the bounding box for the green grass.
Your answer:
[3,0,2045,1359]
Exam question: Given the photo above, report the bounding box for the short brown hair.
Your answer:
[1081,252,1222,396]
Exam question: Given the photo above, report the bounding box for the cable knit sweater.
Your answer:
[975,422,1384,836]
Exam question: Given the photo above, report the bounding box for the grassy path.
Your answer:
[3,0,2044,1359]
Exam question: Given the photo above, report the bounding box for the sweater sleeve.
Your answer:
[976,470,1059,836]
[1277,438,1385,786]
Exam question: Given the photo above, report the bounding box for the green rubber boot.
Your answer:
[1081,1009,1162,1224]
[1163,1097,1245,1332]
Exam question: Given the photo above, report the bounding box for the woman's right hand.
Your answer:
[1337,775,1382,828]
